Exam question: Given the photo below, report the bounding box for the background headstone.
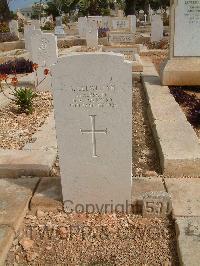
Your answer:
[151,14,163,42]
[31,32,58,91]
[128,15,136,33]
[9,20,19,38]
[24,24,35,51]
[52,53,132,212]
[78,17,87,38]
[161,0,200,85]
[86,20,98,49]
[55,16,65,36]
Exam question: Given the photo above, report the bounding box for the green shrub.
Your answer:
[0,22,9,33]
[13,87,37,114]
[41,21,54,31]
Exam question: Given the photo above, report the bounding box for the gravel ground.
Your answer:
[0,91,53,149]
[133,81,161,177]
[6,212,179,265]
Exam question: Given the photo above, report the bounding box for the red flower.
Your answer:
[44,68,50,76]
[32,63,39,71]
[0,74,8,81]
[11,76,18,86]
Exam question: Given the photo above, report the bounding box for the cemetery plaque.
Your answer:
[112,19,129,30]
[109,32,135,44]
[52,53,132,213]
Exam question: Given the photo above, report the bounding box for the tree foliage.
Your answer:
[0,0,14,21]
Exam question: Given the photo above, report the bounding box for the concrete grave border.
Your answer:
[141,58,200,177]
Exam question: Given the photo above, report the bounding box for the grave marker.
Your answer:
[161,0,200,85]
[31,32,58,91]
[9,20,19,38]
[151,14,163,42]
[86,20,98,49]
[112,18,129,30]
[52,53,132,213]
[55,16,65,37]
[109,32,135,44]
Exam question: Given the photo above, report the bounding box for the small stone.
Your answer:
[58,227,67,238]
[36,209,45,218]
[26,251,38,262]
[144,170,157,177]
[20,237,34,251]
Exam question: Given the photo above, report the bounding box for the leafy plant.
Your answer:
[0,22,9,33]
[0,63,50,115]
[41,21,55,31]
[13,87,37,114]
[0,32,19,42]
[0,58,33,74]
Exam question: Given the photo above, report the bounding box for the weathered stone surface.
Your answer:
[0,150,56,178]
[0,177,39,229]
[30,177,62,213]
[165,178,200,217]
[142,191,172,218]
[0,225,14,266]
[161,58,200,86]
[0,40,25,52]
[132,177,165,214]
[52,53,132,212]
[23,112,57,152]
[176,217,200,266]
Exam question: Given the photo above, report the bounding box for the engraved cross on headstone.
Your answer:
[80,115,107,158]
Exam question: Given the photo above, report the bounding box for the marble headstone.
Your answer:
[9,20,19,38]
[161,0,200,85]
[128,15,136,33]
[55,16,65,36]
[86,20,98,49]
[24,24,35,51]
[31,32,58,91]
[31,20,40,29]
[52,53,132,213]
[78,17,87,38]
[151,14,163,42]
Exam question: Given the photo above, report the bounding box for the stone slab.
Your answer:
[132,177,165,214]
[142,191,172,218]
[30,177,62,213]
[23,112,57,151]
[0,150,56,178]
[0,177,39,229]
[176,217,200,266]
[161,58,200,86]
[142,60,200,177]
[0,225,14,266]
[165,178,200,217]
[0,41,25,52]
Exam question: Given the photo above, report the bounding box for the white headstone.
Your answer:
[24,24,35,51]
[31,32,58,91]
[86,20,98,49]
[174,0,200,56]
[9,20,19,38]
[78,17,88,38]
[55,16,65,36]
[151,14,163,42]
[144,14,147,23]
[52,53,132,213]
[128,15,136,33]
